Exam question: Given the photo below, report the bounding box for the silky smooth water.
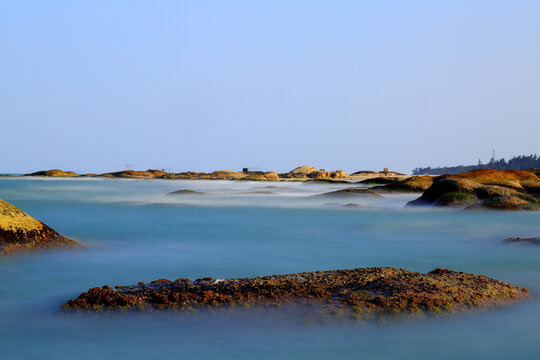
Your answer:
[1,177,540,359]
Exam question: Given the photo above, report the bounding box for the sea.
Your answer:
[1,177,540,359]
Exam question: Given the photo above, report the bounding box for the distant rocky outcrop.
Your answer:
[62,267,529,320]
[0,198,80,254]
[371,176,434,193]
[407,174,540,210]
[25,169,79,177]
[281,166,349,180]
[316,188,384,198]
[504,236,540,245]
[167,190,206,196]
[288,166,316,177]
[100,170,167,179]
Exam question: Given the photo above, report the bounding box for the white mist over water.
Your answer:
[1,177,540,359]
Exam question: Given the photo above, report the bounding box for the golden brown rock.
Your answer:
[62,267,529,320]
[0,198,80,254]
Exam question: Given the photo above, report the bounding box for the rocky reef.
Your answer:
[504,237,540,245]
[0,198,79,254]
[370,176,434,193]
[25,169,79,177]
[62,267,528,320]
[281,166,349,180]
[316,188,384,198]
[408,170,540,210]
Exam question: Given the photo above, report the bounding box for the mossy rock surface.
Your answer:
[408,178,540,210]
[62,267,529,320]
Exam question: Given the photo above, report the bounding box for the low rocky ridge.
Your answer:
[62,267,528,320]
[408,170,540,210]
[0,198,79,254]
[370,176,434,193]
[26,169,79,177]
[504,237,540,245]
[316,189,384,198]
[24,166,413,182]
[167,190,206,196]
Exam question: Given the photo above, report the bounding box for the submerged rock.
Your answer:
[0,198,79,254]
[504,237,540,245]
[316,188,383,198]
[62,267,529,319]
[167,190,206,196]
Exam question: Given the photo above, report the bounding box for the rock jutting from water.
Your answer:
[504,237,540,245]
[0,198,80,254]
[62,267,528,320]
[407,169,540,210]
[316,188,384,198]
[370,176,434,193]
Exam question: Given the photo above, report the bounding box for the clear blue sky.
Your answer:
[1,1,539,174]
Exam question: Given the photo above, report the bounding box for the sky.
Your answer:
[1,1,539,174]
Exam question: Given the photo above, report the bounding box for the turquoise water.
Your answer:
[1,177,540,359]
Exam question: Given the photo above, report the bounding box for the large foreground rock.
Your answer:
[407,178,540,210]
[0,199,79,254]
[62,267,528,320]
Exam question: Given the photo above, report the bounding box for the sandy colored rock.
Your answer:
[0,198,80,254]
[371,176,434,193]
[25,169,79,177]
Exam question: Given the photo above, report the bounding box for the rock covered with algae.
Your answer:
[0,198,79,254]
[62,267,529,319]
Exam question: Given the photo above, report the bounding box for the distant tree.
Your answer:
[412,154,540,175]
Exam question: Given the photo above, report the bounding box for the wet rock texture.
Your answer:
[0,198,79,254]
[63,267,528,319]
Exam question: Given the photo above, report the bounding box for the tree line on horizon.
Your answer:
[412,154,540,175]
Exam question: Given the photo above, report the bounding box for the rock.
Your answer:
[307,169,349,179]
[62,267,529,320]
[358,177,402,185]
[351,170,380,175]
[407,178,540,210]
[316,188,384,198]
[526,168,540,176]
[371,176,434,193]
[237,191,277,195]
[407,179,480,207]
[305,178,351,184]
[0,198,80,254]
[167,190,206,196]
[504,236,540,245]
[288,166,316,177]
[100,170,166,179]
[442,169,539,190]
[25,169,79,177]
